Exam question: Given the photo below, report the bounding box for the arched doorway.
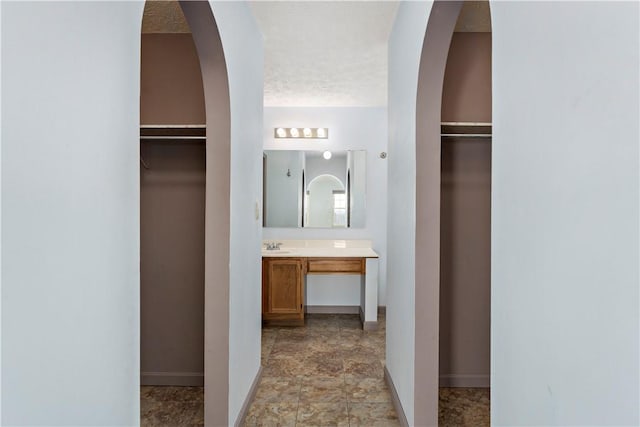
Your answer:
[415,0,492,425]
[139,1,231,425]
[438,1,492,424]
[305,174,346,228]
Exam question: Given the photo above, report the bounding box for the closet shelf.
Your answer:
[441,122,492,138]
[141,125,206,141]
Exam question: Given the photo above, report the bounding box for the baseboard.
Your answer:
[306,305,360,314]
[234,366,263,427]
[439,374,490,388]
[358,307,378,331]
[141,372,204,386]
[384,366,409,427]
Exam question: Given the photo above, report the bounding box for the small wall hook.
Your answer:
[287,168,291,177]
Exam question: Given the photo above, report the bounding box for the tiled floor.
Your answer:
[439,387,490,427]
[245,313,397,427]
[141,313,490,427]
[141,386,204,426]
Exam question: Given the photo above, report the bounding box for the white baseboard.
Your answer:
[234,367,263,427]
[305,305,360,314]
[439,374,490,388]
[141,371,204,386]
[384,366,409,427]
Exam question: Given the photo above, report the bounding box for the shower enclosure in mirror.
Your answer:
[263,150,366,228]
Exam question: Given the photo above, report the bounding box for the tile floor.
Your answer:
[141,313,490,426]
[439,387,490,427]
[245,313,396,427]
[141,385,204,426]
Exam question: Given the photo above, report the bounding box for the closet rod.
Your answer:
[441,121,492,126]
[140,136,206,140]
[441,134,492,138]
[140,124,206,128]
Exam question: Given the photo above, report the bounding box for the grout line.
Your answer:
[293,376,302,427]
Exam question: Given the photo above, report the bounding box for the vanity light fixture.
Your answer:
[323,150,332,160]
[273,127,329,139]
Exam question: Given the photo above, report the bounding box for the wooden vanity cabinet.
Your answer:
[262,257,306,325]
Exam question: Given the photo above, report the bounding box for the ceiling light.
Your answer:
[316,128,326,138]
[289,128,299,138]
[323,150,332,160]
[303,128,312,138]
[276,128,287,138]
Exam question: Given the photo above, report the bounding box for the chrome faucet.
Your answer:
[265,242,282,250]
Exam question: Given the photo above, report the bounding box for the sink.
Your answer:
[263,249,290,254]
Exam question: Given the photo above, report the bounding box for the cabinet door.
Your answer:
[265,258,303,316]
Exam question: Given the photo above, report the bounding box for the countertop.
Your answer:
[261,239,379,258]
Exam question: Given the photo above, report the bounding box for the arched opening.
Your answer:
[139,1,230,425]
[415,0,491,425]
[305,174,346,228]
[438,1,492,424]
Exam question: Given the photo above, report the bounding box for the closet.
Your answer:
[439,31,492,389]
[139,31,206,386]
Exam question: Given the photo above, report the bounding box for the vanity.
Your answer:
[262,240,379,330]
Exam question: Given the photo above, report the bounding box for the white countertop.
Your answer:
[261,239,379,258]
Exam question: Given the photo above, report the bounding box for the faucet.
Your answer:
[265,242,282,250]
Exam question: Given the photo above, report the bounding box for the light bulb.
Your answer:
[303,128,312,138]
[276,128,286,138]
[323,150,332,160]
[290,128,299,138]
[316,128,326,138]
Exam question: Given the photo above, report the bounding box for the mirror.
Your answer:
[263,150,366,228]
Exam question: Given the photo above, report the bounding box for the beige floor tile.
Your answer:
[439,387,490,427]
[345,344,382,362]
[244,401,298,427]
[269,340,310,359]
[305,356,345,377]
[296,401,349,427]
[263,356,308,378]
[344,359,384,378]
[252,377,301,404]
[348,401,400,427]
[345,377,393,403]
[141,314,489,427]
[191,404,204,426]
[141,400,202,426]
[299,376,346,403]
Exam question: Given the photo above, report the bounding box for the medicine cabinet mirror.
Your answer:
[263,150,366,228]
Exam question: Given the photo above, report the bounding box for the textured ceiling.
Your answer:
[143,1,490,107]
[250,1,399,107]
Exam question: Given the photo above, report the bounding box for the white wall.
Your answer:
[263,107,388,306]
[1,2,143,424]
[0,1,4,421]
[386,2,432,424]
[209,1,264,424]
[491,2,639,425]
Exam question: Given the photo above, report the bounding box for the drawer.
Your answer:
[306,258,365,274]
